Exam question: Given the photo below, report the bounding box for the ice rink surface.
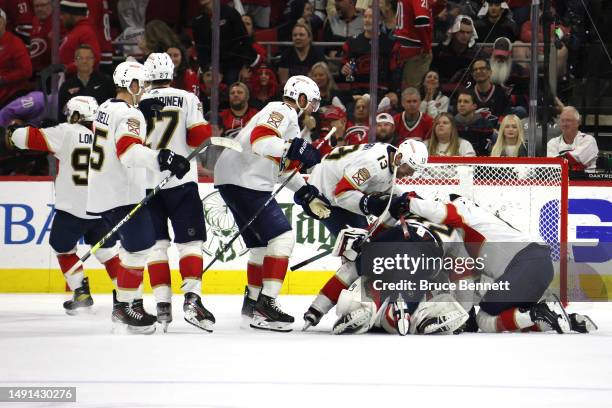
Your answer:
[1,294,611,408]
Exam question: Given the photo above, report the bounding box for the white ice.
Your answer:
[1,294,611,408]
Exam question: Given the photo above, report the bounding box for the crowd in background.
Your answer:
[1,0,610,176]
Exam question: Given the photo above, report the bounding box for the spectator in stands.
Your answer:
[0,8,32,109]
[0,0,32,44]
[140,19,180,56]
[84,0,112,72]
[419,70,449,118]
[340,6,392,93]
[507,0,530,27]
[199,66,228,112]
[59,1,100,75]
[322,0,364,56]
[279,0,323,42]
[30,0,53,73]
[474,0,518,43]
[489,37,529,116]
[394,87,434,144]
[278,22,325,85]
[431,15,481,86]
[468,58,511,117]
[301,1,324,38]
[375,112,396,144]
[312,105,349,155]
[380,0,396,40]
[57,44,115,119]
[167,46,200,96]
[242,0,272,29]
[391,0,433,90]
[242,14,267,68]
[547,106,599,171]
[193,0,258,85]
[454,90,498,156]
[219,82,259,139]
[309,61,347,110]
[351,94,370,127]
[249,65,280,110]
[427,112,476,156]
[489,114,527,157]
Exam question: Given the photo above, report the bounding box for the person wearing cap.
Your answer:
[468,58,511,117]
[474,0,518,43]
[489,37,529,116]
[58,0,101,75]
[0,0,33,44]
[0,7,32,109]
[375,112,396,144]
[312,105,349,155]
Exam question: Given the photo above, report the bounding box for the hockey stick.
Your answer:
[202,127,337,274]
[290,248,332,271]
[64,136,242,276]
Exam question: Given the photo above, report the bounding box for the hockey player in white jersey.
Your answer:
[141,53,214,332]
[87,61,192,334]
[302,139,429,328]
[402,194,597,334]
[4,96,124,314]
[215,75,331,332]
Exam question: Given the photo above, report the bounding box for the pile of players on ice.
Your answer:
[0,53,597,336]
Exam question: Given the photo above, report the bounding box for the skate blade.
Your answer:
[184,311,214,333]
[64,306,94,316]
[546,295,571,334]
[250,315,293,332]
[157,321,170,333]
[582,315,598,332]
[302,321,313,331]
[111,321,156,335]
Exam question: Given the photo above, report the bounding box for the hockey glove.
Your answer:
[389,192,417,219]
[286,138,321,170]
[0,126,15,153]
[294,184,331,220]
[157,149,190,179]
[359,192,390,216]
[138,98,166,122]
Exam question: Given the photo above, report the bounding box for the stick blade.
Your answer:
[209,137,243,152]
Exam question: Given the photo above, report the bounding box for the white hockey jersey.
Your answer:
[141,87,209,189]
[12,123,96,219]
[309,143,396,215]
[214,101,301,192]
[546,131,598,170]
[409,196,533,280]
[87,99,158,214]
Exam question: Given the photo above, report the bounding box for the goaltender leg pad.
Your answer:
[217,184,292,248]
[409,294,469,335]
[49,210,87,253]
[154,182,206,243]
[100,205,156,253]
[320,206,368,237]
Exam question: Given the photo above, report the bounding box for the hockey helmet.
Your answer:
[395,139,428,171]
[283,75,321,112]
[113,61,147,95]
[144,52,175,81]
[65,96,98,123]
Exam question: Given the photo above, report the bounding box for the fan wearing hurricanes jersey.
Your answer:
[302,139,429,329]
[4,96,122,314]
[141,53,215,333]
[215,75,331,332]
[87,61,191,334]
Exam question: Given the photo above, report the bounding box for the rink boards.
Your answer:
[0,179,611,298]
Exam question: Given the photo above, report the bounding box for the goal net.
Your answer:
[396,157,569,303]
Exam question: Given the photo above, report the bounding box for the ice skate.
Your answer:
[569,313,598,333]
[251,294,294,332]
[157,302,172,333]
[529,294,571,334]
[302,307,323,331]
[112,301,156,334]
[63,277,94,315]
[183,292,215,332]
[131,298,145,315]
[241,286,256,318]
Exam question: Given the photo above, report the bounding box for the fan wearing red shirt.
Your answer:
[0,0,32,43]
[59,0,100,75]
[219,82,258,139]
[84,0,112,71]
[393,87,433,145]
[30,0,55,72]
[0,7,32,108]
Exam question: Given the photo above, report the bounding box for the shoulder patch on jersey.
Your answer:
[351,167,371,186]
[197,102,203,114]
[127,118,141,135]
[267,111,284,129]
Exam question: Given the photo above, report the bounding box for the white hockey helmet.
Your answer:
[65,96,98,123]
[144,52,175,81]
[283,75,321,112]
[395,139,428,171]
[113,61,147,95]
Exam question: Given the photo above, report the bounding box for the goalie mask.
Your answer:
[65,96,98,123]
[283,75,321,113]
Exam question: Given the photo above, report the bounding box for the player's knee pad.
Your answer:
[94,246,118,264]
[54,246,77,256]
[265,231,294,258]
[119,246,149,269]
[147,240,171,263]
[249,247,266,265]
[336,261,359,286]
[175,240,202,259]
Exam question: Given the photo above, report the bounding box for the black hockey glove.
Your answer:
[359,192,390,216]
[286,138,321,170]
[0,126,15,154]
[158,149,190,179]
[294,184,331,220]
[138,98,166,122]
[389,192,415,219]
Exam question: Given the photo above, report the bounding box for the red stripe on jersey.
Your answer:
[250,125,279,146]
[26,127,52,152]
[443,203,464,226]
[443,203,485,257]
[187,123,212,147]
[320,275,348,303]
[116,135,143,158]
[262,256,288,282]
[334,175,358,197]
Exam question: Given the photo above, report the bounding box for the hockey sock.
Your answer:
[179,255,203,294]
[321,275,348,304]
[117,265,144,303]
[103,255,122,288]
[247,262,263,301]
[261,256,288,298]
[477,308,534,332]
[57,253,84,291]
[149,261,172,302]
